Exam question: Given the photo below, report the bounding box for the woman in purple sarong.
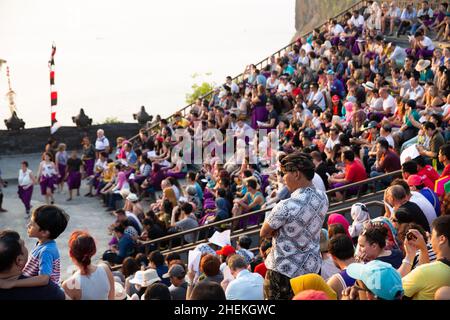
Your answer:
[37,152,57,205]
[55,143,68,193]
[81,136,96,178]
[18,161,36,215]
[250,85,268,129]
[66,151,83,201]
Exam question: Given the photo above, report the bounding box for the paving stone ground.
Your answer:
[0,154,116,281]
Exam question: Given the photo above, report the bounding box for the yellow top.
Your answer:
[402,261,450,300]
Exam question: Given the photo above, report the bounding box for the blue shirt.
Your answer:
[118,234,135,262]
[127,150,138,165]
[331,79,346,98]
[256,74,267,87]
[225,269,264,300]
[420,188,440,218]
[22,240,61,284]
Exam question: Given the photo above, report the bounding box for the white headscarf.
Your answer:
[348,203,370,238]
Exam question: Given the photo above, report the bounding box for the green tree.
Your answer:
[185,72,215,105]
[103,117,123,124]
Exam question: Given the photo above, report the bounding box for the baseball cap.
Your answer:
[162,264,186,279]
[347,260,404,300]
[326,70,335,75]
[362,121,378,131]
[216,245,236,257]
[407,174,424,187]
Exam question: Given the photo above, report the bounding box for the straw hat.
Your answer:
[114,281,127,300]
[129,269,161,287]
[126,193,139,202]
[415,59,431,72]
[362,81,375,91]
[119,188,131,199]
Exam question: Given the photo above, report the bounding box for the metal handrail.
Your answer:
[127,0,369,142]
[110,200,385,270]
[139,201,384,253]
[136,169,399,248]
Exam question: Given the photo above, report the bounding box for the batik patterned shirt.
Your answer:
[264,186,329,278]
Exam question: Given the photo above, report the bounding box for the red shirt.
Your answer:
[254,262,267,278]
[418,165,440,183]
[441,164,450,179]
[345,160,367,183]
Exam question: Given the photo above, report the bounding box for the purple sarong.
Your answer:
[84,159,95,176]
[57,164,66,184]
[67,171,81,190]
[39,175,55,195]
[18,185,33,211]
[165,171,187,180]
[251,106,268,129]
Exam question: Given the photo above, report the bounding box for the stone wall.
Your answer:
[294,0,359,39]
[0,123,140,155]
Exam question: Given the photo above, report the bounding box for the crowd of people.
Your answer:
[1,0,450,300]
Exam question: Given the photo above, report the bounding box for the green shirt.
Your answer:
[404,110,420,128]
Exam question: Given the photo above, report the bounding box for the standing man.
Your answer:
[260,152,329,300]
[95,129,110,158]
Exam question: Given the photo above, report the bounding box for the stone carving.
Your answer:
[72,108,93,129]
[4,111,25,130]
[133,106,153,126]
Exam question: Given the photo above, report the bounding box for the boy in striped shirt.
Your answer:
[0,205,69,288]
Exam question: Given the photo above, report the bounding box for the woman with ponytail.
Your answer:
[62,230,115,300]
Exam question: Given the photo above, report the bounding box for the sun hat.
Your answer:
[114,281,127,300]
[362,81,375,91]
[129,269,161,287]
[346,260,404,300]
[215,245,236,257]
[415,59,431,72]
[119,188,131,199]
[126,193,139,202]
[162,264,186,279]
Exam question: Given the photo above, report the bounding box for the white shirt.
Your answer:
[417,8,434,19]
[301,42,313,54]
[383,134,395,148]
[227,82,239,94]
[404,85,425,101]
[313,173,326,192]
[41,162,56,177]
[332,24,345,36]
[389,46,406,62]
[325,136,339,151]
[387,7,401,18]
[95,136,110,151]
[277,82,292,94]
[421,36,435,51]
[266,78,280,90]
[308,90,326,110]
[410,191,436,227]
[225,269,264,300]
[18,169,33,186]
[349,15,365,28]
[383,95,396,114]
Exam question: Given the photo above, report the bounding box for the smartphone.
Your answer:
[406,231,417,241]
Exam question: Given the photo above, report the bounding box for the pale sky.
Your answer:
[0,0,295,128]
